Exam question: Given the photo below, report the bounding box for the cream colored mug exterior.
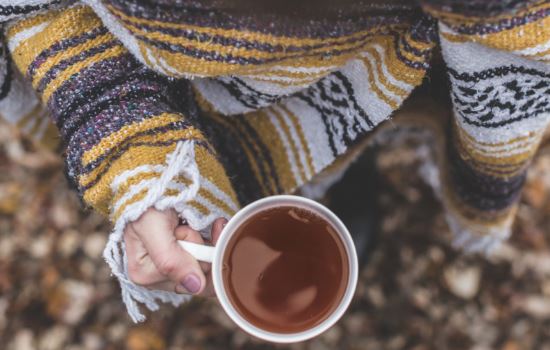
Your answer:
[177,195,358,343]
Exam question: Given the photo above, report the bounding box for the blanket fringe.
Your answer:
[103,141,200,322]
[418,150,510,255]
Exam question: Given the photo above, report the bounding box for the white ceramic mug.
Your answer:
[178,195,358,343]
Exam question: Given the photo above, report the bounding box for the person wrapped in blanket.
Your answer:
[0,0,548,322]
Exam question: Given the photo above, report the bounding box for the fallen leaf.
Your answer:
[444,265,481,300]
[126,327,165,350]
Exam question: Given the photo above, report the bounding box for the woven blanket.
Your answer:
[0,0,548,321]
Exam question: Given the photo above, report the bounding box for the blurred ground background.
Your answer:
[1,118,550,350]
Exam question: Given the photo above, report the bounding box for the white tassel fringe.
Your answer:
[103,141,200,322]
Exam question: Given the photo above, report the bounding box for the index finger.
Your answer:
[210,217,228,245]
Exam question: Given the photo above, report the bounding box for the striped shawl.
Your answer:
[0,0,548,321]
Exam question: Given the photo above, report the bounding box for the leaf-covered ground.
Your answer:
[1,121,550,350]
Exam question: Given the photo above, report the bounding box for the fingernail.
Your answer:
[182,274,201,294]
[222,218,228,228]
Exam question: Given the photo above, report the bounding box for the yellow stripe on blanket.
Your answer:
[107,4,409,50]
[82,113,189,165]
[8,6,103,75]
[31,30,112,87]
[440,16,550,54]
[422,0,548,25]
[41,45,127,102]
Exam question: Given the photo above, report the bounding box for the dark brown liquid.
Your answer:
[222,206,349,334]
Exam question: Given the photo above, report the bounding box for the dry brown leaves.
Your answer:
[1,120,550,350]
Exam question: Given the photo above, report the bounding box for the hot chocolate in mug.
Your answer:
[178,195,358,343]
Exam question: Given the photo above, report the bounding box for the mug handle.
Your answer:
[177,241,216,263]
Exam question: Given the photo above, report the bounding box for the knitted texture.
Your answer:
[0,25,58,148]
[0,0,548,321]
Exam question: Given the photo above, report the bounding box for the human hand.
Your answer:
[124,208,227,296]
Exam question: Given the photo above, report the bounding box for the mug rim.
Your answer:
[211,195,359,343]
